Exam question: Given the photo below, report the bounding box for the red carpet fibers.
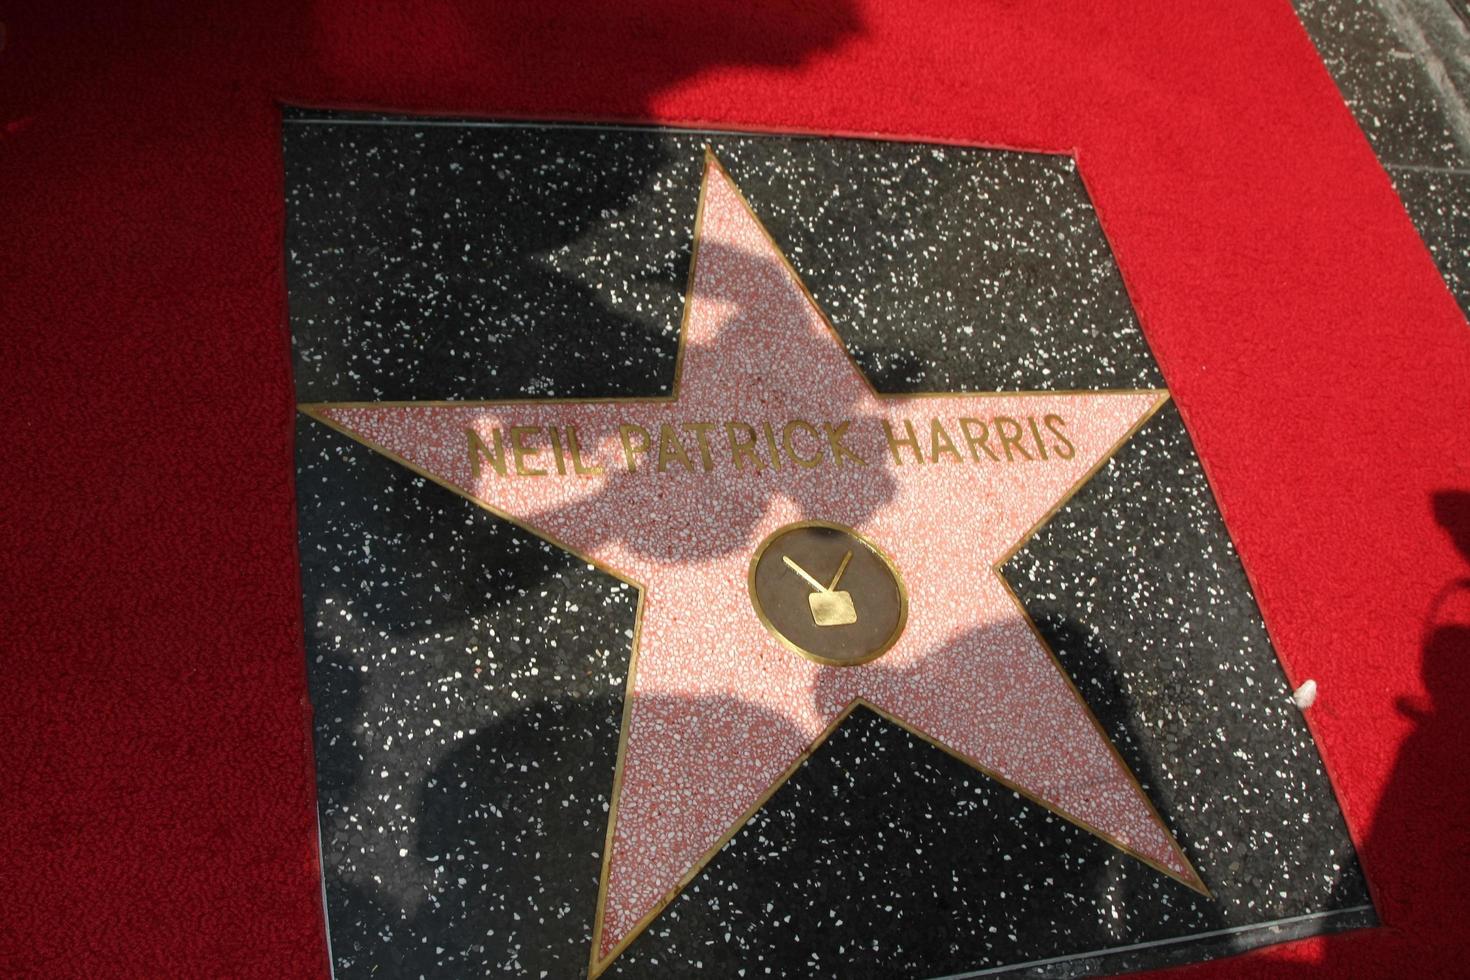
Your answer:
[3,2,1469,976]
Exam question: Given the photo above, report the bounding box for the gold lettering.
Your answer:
[882,419,924,465]
[683,422,717,472]
[1026,416,1050,461]
[782,420,824,468]
[547,426,569,474]
[466,428,507,479]
[725,421,764,471]
[823,421,866,466]
[762,421,784,470]
[958,417,1000,462]
[510,426,547,476]
[619,423,651,472]
[1044,414,1075,459]
[928,418,963,463]
[656,423,694,473]
[994,416,1033,462]
[566,425,604,476]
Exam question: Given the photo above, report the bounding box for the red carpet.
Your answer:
[3,1,1468,975]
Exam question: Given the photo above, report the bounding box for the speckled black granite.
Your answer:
[286,120,1157,400]
[1291,0,1465,170]
[297,417,634,976]
[1386,166,1470,310]
[1291,0,1470,320]
[286,115,1372,979]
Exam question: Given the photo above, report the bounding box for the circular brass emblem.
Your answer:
[748,521,907,667]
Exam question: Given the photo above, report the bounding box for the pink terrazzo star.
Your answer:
[304,152,1204,976]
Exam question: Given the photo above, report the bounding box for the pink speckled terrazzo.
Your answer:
[311,157,1197,967]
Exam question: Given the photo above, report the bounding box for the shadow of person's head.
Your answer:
[1432,490,1470,567]
[305,0,864,116]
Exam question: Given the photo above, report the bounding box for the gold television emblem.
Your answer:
[782,551,858,626]
[749,521,907,667]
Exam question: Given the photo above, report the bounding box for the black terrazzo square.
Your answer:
[286,113,1374,978]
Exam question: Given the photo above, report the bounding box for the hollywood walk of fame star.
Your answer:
[302,151,1206,976]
